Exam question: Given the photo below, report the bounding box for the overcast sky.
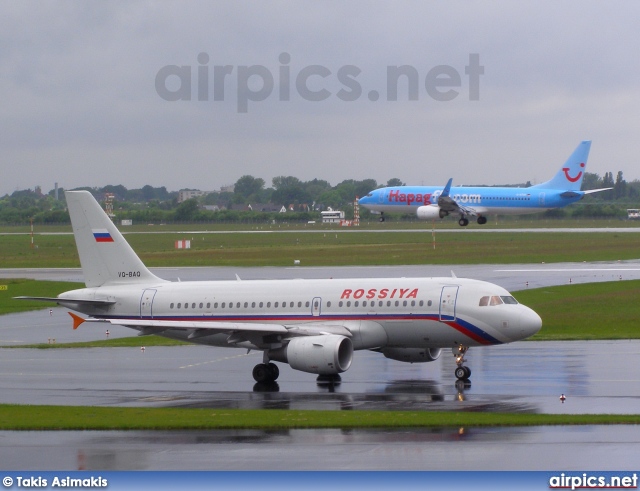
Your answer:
[2,1,639,196]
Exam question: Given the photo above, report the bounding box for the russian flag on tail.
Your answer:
[92,229,114,242]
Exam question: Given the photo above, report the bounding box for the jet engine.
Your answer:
[416,205,445,220]
[269,335,353,375]
[381,347,442,363]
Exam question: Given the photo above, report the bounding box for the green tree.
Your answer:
[234,175,265,200]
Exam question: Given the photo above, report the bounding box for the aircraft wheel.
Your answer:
[439,209,447,219]
[267,362,280,381]
[317,374,341,385]
[477,216,487,225]
[463,366,471,379]
[455,366,470,380]
[458,218,469,227]
[252,363,272,383]
[379,216,385,222]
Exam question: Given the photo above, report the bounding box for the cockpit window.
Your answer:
[479,295,511,306]
[367,193,373,197]
[501,295,518,304]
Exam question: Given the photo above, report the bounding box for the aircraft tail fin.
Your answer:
[65,190,167,288]
[531,141,591,191]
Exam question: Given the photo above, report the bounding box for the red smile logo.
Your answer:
[563,163,585,183]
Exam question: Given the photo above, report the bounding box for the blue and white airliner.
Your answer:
[359,141,610,226]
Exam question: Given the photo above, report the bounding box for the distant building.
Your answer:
[178,189,208,203]
[321,210,345,224]
[219,184,235,193]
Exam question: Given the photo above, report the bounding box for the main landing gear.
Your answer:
[252,362,279,383]
[379,212,385,222]
[453,345,471,380]
[458,217,469,227]
[477,216,487,225]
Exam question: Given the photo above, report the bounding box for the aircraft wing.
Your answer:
[436,178,485,218]
[76,315,354,341]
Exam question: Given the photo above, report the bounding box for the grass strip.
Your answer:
[1,405,639,430]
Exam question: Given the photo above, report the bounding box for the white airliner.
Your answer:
[359,141,611,226]
[18,191,542,384]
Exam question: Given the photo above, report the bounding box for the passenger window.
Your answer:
[428,300,432,306]
[267,302,271,308]
[411,300,415,307]
[259,302,263,308]
[347,301,351,307]
[170,303,174,309]
[298,301,302,307]
[379,301,383,307]
[305,301,310,307]
[214,303,218,308]
[274,302,278,308]
[479,296,489,306]
[192,303,196,309]
[395,301,399,307]
[251,302,255,308]
[419,300,423,307]
[221,302,225,308]
[403,300,407,307]
[339,301,343,307]
[290,302,294,308]
[237,302,241,308]
[327,301,331,307]
[206,303,210,308]
[244,302,248,308]
[362,301,367,307]
[199,303,203,309]
[387,301,391,307]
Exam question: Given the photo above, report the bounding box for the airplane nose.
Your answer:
[518,306,542,339]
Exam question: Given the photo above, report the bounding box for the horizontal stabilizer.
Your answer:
[14,296,116,306]
[582,187,613,195]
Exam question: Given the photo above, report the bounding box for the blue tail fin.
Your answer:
[531,141,591,190]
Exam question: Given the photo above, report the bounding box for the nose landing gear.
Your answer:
[453,345,471,380]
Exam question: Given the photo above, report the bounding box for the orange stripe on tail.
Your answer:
[68,312,86,330]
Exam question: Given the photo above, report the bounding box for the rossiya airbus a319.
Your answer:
[18,191,542,384]
[359,141,611,226]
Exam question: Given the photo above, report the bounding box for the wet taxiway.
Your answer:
[1,338,640,470]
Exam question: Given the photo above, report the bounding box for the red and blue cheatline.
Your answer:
[92,229,114,243]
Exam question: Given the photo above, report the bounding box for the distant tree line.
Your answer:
[0,172,638,225]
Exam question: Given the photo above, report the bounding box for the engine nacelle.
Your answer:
[269,335,353,375]
[416,205,444,220]
[382,347,442,363]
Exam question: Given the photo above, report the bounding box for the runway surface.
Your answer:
[2,263,640,470]
[2,259,640,291]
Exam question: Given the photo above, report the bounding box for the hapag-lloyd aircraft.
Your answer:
[18,191,541,384]
[359,141,611,226]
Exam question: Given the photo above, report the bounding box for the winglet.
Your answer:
[441,178,453,197]
[68,312,86,330]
